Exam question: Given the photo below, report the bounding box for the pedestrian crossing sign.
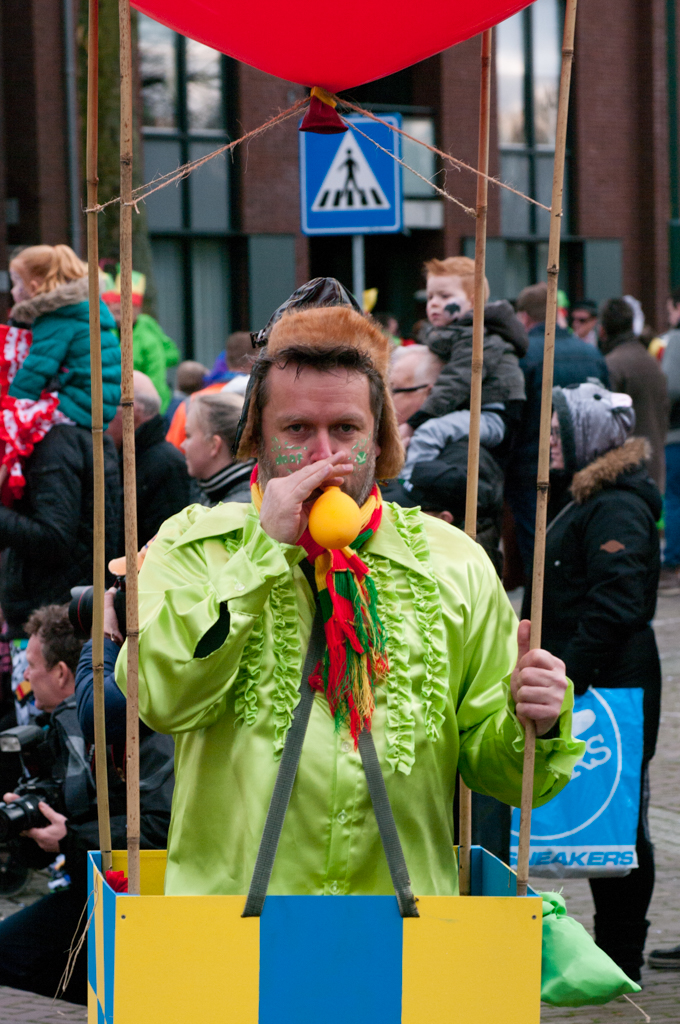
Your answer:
[300,114,402,235]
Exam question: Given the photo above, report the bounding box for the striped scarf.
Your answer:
[250,466,388,744]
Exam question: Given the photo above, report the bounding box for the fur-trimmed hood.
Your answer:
[570,436,655,504]
[11,276,89,325]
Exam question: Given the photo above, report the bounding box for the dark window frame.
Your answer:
[498,0,572,286]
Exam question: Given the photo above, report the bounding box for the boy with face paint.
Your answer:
[401,257,529,453]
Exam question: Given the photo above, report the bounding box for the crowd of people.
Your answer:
[0,243,678,1002]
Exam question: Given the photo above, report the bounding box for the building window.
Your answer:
[494,0,569,296]
[138,14,233,365]
[400,116,444,230]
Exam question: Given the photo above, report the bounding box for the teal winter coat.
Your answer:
[10,277,121,428]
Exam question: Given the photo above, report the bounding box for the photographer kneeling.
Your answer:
[0,602,173,1005]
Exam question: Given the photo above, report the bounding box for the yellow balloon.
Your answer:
[308,486,362,549]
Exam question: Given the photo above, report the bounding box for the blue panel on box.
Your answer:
[102,878,117,1022]
[97,996,105,1024]
[482,846,516,896]
[87,853,100,996]
[259,896,403,1024]
[471,845,540,898]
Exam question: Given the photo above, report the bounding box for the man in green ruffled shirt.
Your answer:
[117,295,584,898]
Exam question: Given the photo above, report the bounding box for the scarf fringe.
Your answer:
[309,569,387,745]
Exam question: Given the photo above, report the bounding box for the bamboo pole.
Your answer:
[459,28,492,897]
[516,0,578,898]
[86,0,112,875]
[119,0,141,896]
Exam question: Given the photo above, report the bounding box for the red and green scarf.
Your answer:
[251,467,388,744]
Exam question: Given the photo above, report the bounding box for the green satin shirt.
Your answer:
[116,501,584,897]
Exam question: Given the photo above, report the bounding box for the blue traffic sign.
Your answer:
[299,114,402,236]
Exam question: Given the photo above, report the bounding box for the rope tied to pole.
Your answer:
[83,92,550,219]
[84,97,309,214]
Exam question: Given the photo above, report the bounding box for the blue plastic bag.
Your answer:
[511,687,644,878]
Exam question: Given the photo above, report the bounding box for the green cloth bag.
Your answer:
[540,892,642,1006]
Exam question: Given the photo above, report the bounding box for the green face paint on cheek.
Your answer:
[351,433,372,466]
[271,437,307,467]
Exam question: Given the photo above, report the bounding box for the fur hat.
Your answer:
[237,304,404,480]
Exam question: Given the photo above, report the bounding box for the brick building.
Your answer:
[1,0,678,367]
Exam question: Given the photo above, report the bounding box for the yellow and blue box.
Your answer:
[88,847,541,1023]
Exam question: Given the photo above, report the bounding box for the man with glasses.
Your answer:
[389,345,444,430]
[570,299,599,347]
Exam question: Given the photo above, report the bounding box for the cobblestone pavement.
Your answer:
[0,873,87,1021]
[0,595,678,1022]
[0,986,85,1022]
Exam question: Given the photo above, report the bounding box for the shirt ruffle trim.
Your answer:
[365,553,415,775]
[234,612,265,728]
[270,572,303,757]
[221,532,264,729]
[389,505,449,741]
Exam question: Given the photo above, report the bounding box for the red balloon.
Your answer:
[132,0,533,93]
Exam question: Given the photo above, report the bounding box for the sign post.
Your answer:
[352,234,365,306]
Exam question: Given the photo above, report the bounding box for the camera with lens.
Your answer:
[68,576,126,640]
[0,724,61,843]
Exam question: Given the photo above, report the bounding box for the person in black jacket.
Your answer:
[523,381,661,982]
[107,371,195,546]
[507,282,610,575]
[0,424,121,639]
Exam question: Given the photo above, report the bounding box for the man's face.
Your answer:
[426,275,472,327]
[390,354,433,425]
[571,308,597,339]
[259,364,378,505]
[25,635,73,713]
[183,402,226,479]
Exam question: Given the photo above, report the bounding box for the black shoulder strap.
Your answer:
[243,559,418,918]
[357,729,419,917]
